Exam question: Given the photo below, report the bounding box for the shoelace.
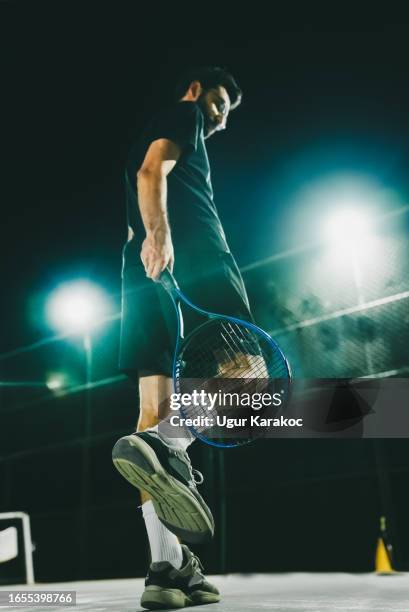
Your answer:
[189,553,204,575]
[174,448,204,486]
[148,431,205,487]
[192,468,204,485]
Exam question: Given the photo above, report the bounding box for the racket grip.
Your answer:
[156,267,180,293]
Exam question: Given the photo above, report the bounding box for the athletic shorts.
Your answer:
[118,250,253,382]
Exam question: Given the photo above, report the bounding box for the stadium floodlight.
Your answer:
[323,208,375,262]
[46,280,109,334]
[45,375,65,391]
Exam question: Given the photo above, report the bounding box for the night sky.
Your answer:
[3,4,409,351]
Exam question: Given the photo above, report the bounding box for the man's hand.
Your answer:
[141,225,174,280]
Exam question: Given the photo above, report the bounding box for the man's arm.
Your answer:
[136,138,181,279]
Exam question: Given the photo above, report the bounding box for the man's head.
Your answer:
[175,66,242,139]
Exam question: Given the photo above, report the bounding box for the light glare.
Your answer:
[47,281,108,333]
[46,375,65,391]
[324,208,375,262]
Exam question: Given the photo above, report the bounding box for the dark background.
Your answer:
[1,2,409,583]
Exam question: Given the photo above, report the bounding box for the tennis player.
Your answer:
[113,66,253,609]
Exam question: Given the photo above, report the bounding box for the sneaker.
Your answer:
[112,431,214,543]
[140,544,220,610]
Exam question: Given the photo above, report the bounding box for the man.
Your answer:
[112,66,253,610]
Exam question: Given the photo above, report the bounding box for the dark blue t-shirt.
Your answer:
[123,101,230,269]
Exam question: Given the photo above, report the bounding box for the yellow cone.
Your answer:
[375,517,395,574]
[375,537,394,574]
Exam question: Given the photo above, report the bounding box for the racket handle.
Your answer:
[156,267,180,294]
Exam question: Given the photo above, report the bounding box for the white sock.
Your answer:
[146,423,195,452]
[142,500,183,568]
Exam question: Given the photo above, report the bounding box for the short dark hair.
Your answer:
[174,66,242,109]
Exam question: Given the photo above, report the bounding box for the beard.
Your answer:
[197,95,218,138]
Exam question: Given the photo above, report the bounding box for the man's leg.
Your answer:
[137,375,183,568]
[136,374,173,445]
[112,375,214,543]
[134,376,220,609]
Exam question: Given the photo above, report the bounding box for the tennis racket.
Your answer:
[157,268,291,448]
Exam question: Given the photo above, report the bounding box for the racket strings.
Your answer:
[182,320,286,379]
[176,319,290,439]
[220,322,265,377]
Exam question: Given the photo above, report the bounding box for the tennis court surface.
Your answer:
[3,572,409,611]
